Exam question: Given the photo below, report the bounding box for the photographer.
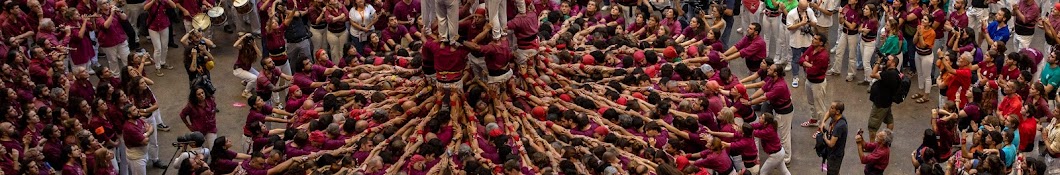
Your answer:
[856,129,893,175]
[181,29,217,81]
[868,55,899,141]
[784,0,816,88]
[170,132,209,170]
[813,101,847,175]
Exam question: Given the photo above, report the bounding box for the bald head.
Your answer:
[799,0,809,9]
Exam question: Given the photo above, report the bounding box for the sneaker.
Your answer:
[784,64,792,71]
[152,161,169,169]
[162,64,175,70]
[736,28,744,34]
[241,90,252,98]
[830,48,836,54]
[845,75,854,82]
[168,42,179,48]
[800,120,819,127]
[155,69,165,77]
[858,80,870,86]
[792,78,800,88]
[157,124,170,132]
[821,163,827,172]
[826,70,838,76]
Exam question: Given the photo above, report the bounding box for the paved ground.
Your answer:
[138,17,1050,175]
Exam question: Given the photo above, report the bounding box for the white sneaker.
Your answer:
[736,28,744,34]
[784,64,792,71]
[792,78,800,88]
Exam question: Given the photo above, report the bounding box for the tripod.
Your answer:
[160,144,190,175]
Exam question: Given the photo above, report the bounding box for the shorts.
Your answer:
[868,105,894,131]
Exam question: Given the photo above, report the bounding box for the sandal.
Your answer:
[915,97,929,103]
[910,93,923,99]
[800,120,819,127]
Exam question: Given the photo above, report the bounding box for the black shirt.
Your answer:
[285,15,312,43]
[870,68,899,108]
[970,0,988,8]
[825,117,848,159]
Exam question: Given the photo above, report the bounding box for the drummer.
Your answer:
[179,0,214,33]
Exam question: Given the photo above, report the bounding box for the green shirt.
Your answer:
[878,35,905,55]
[1041,63,1060,88]
[778,0,799,12]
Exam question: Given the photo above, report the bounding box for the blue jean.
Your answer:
[791,47,807,76]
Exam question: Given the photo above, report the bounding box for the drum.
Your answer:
[208,7,226,26]
[192,14,211,30]
[234,0,252,14]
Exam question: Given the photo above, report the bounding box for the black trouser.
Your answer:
[826,157,843,175]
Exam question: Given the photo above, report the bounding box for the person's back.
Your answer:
[870,67,899,108]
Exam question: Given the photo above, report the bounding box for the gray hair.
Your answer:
[879,129,894,147]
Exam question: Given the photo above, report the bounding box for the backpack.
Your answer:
[893,72,911,104]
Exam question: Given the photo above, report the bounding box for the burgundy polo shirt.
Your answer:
[179,98,218,133]
[123,118,148,147]
[507,12,540,49]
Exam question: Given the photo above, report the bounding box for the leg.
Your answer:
[115,139,130,175]
[233,68,259,92]
[147,112,161,163]
[833,33,850,74]
[328,30,348,62]
[776,112,793,163]
[868,106,884,142]
[825,158,843,175]
[811,81,829,123]
[845,34,860,78]
[860,40,877,82]
[127,155,147,175]
[488,0,505,39]
[124,3,146,37]
[920,53,934,95]
[311,28,328,54]
[421,0,437,35]
[204,133,218,150]
[443,0,460,41]
[101,46,122,77]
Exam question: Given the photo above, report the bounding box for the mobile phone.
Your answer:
[857,129,864,135]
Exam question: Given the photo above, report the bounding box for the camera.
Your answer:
[173,132,205,147]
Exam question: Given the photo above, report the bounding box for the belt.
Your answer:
[765,10,783,17]
[268,47,287,56]
[287,36,310,43]
[843,28,860,35]
[766,148,780,155]
[488,66,512,76]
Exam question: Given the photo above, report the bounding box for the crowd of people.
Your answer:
[4,0,1060,173]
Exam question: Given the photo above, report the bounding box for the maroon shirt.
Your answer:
[860,142,890,171]
[800,45,829,82]
[734,35,767,62]
[391,0,419,26]
[96,14,128,47]
[69,25,96,65]
[180,0,215,21]
[481,38,512,71]
[265,24,288,50]
[507,12,540,49]
[70,79,95,102]
[751,122,782,154]
[692,149,733,172]
[123,118,148,148]
[763,77,792,107]
[422,40,470,75]
[179,98,218,133]
[381,25,408,44]
[931,9,946,39]
[947,10,969,39]
[148,1,172,31]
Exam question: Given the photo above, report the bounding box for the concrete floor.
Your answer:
[140,16,1050,175]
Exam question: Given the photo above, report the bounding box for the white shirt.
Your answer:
[348,5,377,38]
[787,8,818,48]
[813,0,837,27]
[171,147,210,169]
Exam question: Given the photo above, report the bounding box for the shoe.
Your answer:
[87,69,96,75]
[821,163,827,172]
[784,64,792,71]
[845,75,854,82]
[157,124,170,132]
[736,28,744,34]
[152,161,168,169]
[155,70,165,77]
[241,90,252,98]
[168,42,179,48]
[829,48,836,54]
[792,78,800,88]
[858,81,870,86]
[826,70,838,76]
[162,64,175,70]
[800,120,819,127]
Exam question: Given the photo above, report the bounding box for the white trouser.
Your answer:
[436,0,460,42]
[421,0,437,34]
[760,148,792,175]
[233,68,260,92]
[861,40,878,82]
[101,41,131,77]
[1047,153,1060,174]
[834,33,859,76]
[149,28,170,69]
[763,15,791,63]
[1016,34,1033,51]
[310,28,327,54]
[468,55,487,81]
[731,155,745,171]
[326,30,349,62]
[740,7,761,30]
[488,0,508,38]
[147,112,161,162]
[806,80,829,122]
[916,53,935,94]
[204,133,218,151]
[125,3,146,36]
[776,112,793,163]
[115,138,130,175]
[126,151,147,175]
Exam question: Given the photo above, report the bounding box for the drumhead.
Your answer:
[193,14,211,30]
[208,7,224,17]
[234,0,249,7]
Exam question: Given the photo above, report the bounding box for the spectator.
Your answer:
[798,33,829,127]
[857,129,893,175]
[815,101,847,175]
[868,55,899,140]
